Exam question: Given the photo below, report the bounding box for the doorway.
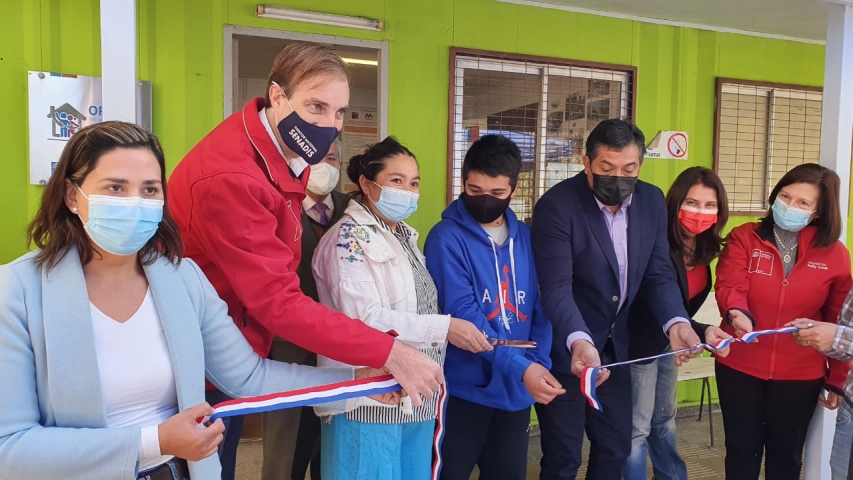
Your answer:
[224,26,388,192]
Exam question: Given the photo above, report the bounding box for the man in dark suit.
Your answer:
[262,139,348,480]
[531,120,702,480]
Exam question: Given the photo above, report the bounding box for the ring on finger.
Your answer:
[808,322,814,328]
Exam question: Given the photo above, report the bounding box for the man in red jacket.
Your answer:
[168,43,443,479]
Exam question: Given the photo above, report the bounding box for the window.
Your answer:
[714,78,823,214]
[448,49,636,224]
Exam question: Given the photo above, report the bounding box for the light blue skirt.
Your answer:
[320,416,435,480]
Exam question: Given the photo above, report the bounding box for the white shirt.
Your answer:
[258,108,309,177]
[90,290,178,472]
[303,195,335,224]
[312,201,450,418]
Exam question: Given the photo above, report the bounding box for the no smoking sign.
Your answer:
[644,131,689,160]
[667,132,688,158]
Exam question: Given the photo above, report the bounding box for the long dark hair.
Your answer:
[26,121,183,271]
[346,136,417,198]
[666,167,729,266]
[759,163,841,248]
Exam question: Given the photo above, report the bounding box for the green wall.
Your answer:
[0,0,834,406]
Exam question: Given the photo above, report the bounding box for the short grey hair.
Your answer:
[331,138,343,158]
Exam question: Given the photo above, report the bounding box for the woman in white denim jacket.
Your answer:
[312,137,492,480]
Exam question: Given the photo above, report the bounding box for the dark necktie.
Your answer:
[312,202,330,226]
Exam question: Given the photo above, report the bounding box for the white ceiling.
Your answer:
[235,35,378,89]
[502,0,830,43]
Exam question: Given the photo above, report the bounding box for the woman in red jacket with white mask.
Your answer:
[714,163,852,480]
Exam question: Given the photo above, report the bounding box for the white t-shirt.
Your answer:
[90,289,178,472]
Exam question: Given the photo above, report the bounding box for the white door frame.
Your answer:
[223,25,389,139]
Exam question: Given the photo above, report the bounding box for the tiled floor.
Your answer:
[235,406,745,479]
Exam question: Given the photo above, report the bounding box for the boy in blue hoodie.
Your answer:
[425,134,564,480]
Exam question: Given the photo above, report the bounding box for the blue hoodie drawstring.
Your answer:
[510,237,520,319]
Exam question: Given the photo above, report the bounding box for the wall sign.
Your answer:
[340,108,379,192]
[27,71,152,185]
[644,131,689,160]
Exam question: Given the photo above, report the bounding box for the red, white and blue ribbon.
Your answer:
[580,326,799,412]
[201,375,401,423]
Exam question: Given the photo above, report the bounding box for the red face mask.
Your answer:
[678,205,718,235]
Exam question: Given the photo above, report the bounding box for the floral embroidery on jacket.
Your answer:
[336,221,370,263]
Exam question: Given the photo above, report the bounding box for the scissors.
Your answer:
[481,330,537,348]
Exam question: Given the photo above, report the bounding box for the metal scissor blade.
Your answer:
[487,338,537,348]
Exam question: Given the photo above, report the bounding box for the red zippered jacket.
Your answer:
[715,222,852,390]
[168,99,394,378]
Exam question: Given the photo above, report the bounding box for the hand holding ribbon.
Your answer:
[667,322,702,366]
[703,326,733,358]
[571,339,609,388]
[580,325,799,412]
[788,318,838,351]
[729,309,754,337]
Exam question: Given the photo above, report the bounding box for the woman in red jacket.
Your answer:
[715,163,852,480]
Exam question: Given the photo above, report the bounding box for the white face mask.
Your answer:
[306,162,340,196]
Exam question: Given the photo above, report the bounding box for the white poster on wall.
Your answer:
[644,131,689,160]
[27,72,103,185]
[341,108,379,192]
[27,71,153,185]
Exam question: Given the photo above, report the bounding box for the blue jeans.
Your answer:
[205,390,244,480]
[831,400,853,480]
[623,353,687,480]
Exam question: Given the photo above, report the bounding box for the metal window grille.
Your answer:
[447,49,636,224]
[714,78,823,214]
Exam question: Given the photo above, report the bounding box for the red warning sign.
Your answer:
[667,133,688,159]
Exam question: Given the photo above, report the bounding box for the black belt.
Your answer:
[137,458,189,480]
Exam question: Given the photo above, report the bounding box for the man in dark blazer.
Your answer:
[531,120,702,480]
[262,139,348,480]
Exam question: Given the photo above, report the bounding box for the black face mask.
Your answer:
[461,192,512,224]
[591,174,637,206]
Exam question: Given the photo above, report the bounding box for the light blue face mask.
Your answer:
[771,197,814,232]
[76,186,164,255]
[370,181,419,222]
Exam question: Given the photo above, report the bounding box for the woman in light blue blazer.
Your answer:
[0,121,392,480]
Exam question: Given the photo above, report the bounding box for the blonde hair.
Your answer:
[265,43,351,107]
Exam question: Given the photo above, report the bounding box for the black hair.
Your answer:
[585,119,646,162]
[759,163,842,248]
[346,136,417,191]
[462,134,522,190]
[666,166,729,266]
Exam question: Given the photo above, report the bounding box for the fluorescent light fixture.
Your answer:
[256,5,383,31]
[340,57,378,66]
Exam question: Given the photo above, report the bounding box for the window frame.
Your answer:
[713,77,823,216]
[445,47,638,206]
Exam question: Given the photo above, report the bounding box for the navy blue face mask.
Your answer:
[272,82,340,165]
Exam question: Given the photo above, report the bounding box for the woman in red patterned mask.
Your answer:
[623,166,731,480]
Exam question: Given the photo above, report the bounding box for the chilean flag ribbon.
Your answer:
[580,326,799,412]
[202,375,401,423]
